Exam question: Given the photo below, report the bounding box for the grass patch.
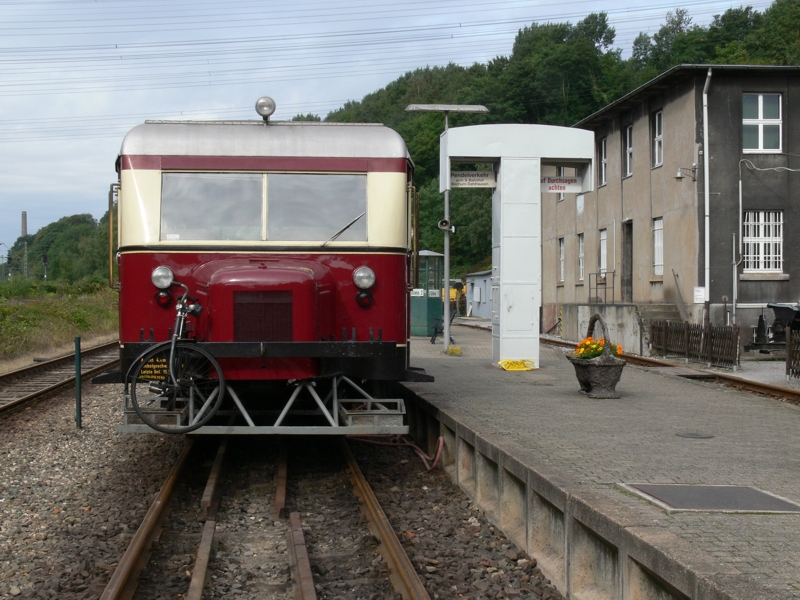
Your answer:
[0,283,118,360]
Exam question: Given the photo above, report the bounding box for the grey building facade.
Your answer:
[465,270,492,319]
[541,64,800,351]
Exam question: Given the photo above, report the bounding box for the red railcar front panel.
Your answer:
[119,251,408,380]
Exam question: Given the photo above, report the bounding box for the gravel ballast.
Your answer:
[0,381,564,600]
[350,439,564,600]
[0,383,185,599]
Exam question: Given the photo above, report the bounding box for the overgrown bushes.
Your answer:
[0,279,117,360]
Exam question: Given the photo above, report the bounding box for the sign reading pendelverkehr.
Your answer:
[450,171,496,188]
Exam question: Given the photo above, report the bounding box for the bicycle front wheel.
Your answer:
[129,343,226,434]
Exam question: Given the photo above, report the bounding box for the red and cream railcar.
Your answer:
[114,100,428,434]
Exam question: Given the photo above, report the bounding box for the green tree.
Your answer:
[746,0,800,64]
[291,113,321,121]
[8,203,117,284]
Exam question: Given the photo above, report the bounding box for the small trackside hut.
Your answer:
[112,97,430,435]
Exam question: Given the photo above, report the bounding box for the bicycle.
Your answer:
[127,279,225,434]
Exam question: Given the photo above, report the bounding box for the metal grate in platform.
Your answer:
[624,484,800,513]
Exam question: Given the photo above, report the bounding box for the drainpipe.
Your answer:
[703,68,712,306]
[732,166,744,325]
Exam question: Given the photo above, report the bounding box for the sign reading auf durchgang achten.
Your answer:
[540,175,583,193]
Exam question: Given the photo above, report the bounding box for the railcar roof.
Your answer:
[119,120,411,160]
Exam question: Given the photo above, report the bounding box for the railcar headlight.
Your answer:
[353,266,376,290]
[151,266,174,289]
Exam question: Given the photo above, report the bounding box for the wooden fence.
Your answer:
[650,321,739,369]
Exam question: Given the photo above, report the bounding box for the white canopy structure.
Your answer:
[440,124,594,366]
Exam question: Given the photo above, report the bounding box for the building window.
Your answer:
[558,237,565,282]
[652,111,663,167]
[599,229,607,276]
[556,167,565,202]
[624,125,633,177]
[743,210,783,272]
[599,138,607,186]
[653,218,663,276]
[578,233,585,281]
[743,93,781,153]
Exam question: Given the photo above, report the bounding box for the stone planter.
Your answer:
[566,314,626,399]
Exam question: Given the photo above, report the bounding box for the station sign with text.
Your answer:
[451,171,496,188]
[540,175,583,193]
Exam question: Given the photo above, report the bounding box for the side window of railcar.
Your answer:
[267,174,367,241]
[161,173,263,241]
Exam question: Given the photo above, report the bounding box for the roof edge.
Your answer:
[574,64,800,129]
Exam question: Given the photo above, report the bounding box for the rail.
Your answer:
[103,437,430,598]
[100,440,194,600]
[343,439,431,600]
[0,340,119,414]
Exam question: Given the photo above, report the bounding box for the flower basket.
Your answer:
[566,314,626,399]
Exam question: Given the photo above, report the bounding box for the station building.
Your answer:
[541,64,800,354]
[465,270,492,319]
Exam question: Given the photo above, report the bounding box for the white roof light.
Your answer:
[255,96,277,121]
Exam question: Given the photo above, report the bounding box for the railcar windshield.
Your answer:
[268,174,366,241]
[160,172,367,242]
[162,173,262,241]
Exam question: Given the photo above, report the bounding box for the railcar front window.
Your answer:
[161,173,262,241]
[268,174,367,241]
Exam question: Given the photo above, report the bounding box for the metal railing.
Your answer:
[588,271,615,304]
[650,320,739,369]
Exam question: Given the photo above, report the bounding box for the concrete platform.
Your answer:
[405,325,800,600]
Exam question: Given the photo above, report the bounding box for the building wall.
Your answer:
[542,75,701,329]
[544,66,800,348]
[705,71,800,331]
[560,304,643,355]
[465,272,492,319]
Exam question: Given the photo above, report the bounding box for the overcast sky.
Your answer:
[0,0,773,254]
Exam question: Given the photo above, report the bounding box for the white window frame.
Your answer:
[558,237,565,282]
[556,167,565,202]
[743,210,783,272]
[599,229,607,276]
[624,125,633,177]
[653,217,663,276]
[599,138,607,186]
[652,111,663,167]
[578,233,585,281]
[742,93,781,153]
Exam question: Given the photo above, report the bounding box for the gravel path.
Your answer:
[0,383,185,599]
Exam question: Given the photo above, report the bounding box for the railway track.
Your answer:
[541,336,800,405]
[0,340,120,414]
[100,437,430,600]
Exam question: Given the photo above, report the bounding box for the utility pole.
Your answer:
[404,103,488,352]
[0,243,8,279]
[21,212,28,278]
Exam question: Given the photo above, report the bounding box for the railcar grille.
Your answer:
[233,291,293,342]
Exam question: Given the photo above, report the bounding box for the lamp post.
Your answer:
[404,103,488,352]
